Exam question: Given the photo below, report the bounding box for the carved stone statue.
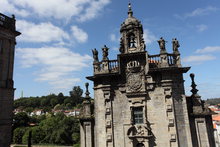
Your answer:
[157,37,166,53]
[119,37,124,53]
[172,38,180,52]
[136,125,145,136]
[92,48,99,63]
[140,38,146,51]
[102,45,109,61]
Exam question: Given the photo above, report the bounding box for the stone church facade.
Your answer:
[0,13,20,146]
[80,4,215,147]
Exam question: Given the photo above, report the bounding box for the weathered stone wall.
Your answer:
[94,86,107,147]
[170,73,193,147]
[0,88,14,147]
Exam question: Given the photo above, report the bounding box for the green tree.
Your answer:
[24,107,34,115]
[57,93,64,104]
[22,129,30,144]
[54,104,62,110]
[40,98,49,107]
[31,126,46,144]
[13,127,28,144]
[13,112,29,128]
[69,86,83,106]
[50,98,58,107]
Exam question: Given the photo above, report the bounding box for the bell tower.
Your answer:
[0,13,20,147]
[119,3,146,54]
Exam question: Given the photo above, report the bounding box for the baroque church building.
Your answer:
[80,4,215,147]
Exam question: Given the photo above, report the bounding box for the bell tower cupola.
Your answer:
[119,3,146,54]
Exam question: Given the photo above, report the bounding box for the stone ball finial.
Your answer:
[128,3,133,17]
[85,82,89,89]
[128,3,131,9]
[190,73,199,97]
[190,73,195,81]
[85,82,90,98]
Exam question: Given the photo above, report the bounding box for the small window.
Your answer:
[133,107,143,124]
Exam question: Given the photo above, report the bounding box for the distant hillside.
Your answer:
[205,98,220,105]
[14,86,84,111]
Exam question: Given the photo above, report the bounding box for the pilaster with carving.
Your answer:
[102,87,114,147]
[162,80,179,147]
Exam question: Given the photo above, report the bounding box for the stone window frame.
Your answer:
[132,106,144,124]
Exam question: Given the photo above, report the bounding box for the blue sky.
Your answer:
[1,0,220,99]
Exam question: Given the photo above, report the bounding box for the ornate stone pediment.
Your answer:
[127,125,152,141]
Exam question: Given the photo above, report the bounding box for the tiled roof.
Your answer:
[212,114,220,121]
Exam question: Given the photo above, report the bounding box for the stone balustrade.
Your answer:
[0,13,15,31]
[93,59,119,74]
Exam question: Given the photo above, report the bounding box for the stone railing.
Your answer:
[148,53,180,68]
[108,60,119,72]
[0,13,15,30]
[167,53,175,66]
[148,54,160,68]
[94,59,119,74]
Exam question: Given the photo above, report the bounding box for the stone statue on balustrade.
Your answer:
[102,45,109,61]
[157,37,167,54]
[92,48,99,63]
[172,38,180,54]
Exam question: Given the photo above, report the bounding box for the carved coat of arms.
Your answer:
[126,60,143,92]
[127,72,142,92]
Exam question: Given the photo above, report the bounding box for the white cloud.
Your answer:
[0,0,29,17]
[112,46,118,51]
[0,0,110,22]
[16,47,92,89]
[196,46,220,54]
[16,20,69,43]
[109,33,120,42]
[143,29,157,44]
[196,24,208,32]
[174,6,218,19]
[185,6,217,17]
[77,0,111,22]
[71,25,88,43]
[182,55,216,63]
[110,34,117,42]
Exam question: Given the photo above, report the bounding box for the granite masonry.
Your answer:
[80,4,215,147]
[0,13,20,147]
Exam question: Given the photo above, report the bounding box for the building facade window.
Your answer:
[133,107,143,124]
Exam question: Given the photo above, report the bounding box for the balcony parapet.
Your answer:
[93,59,119,75]
[148,53,181,69]
[0,13,16,31]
